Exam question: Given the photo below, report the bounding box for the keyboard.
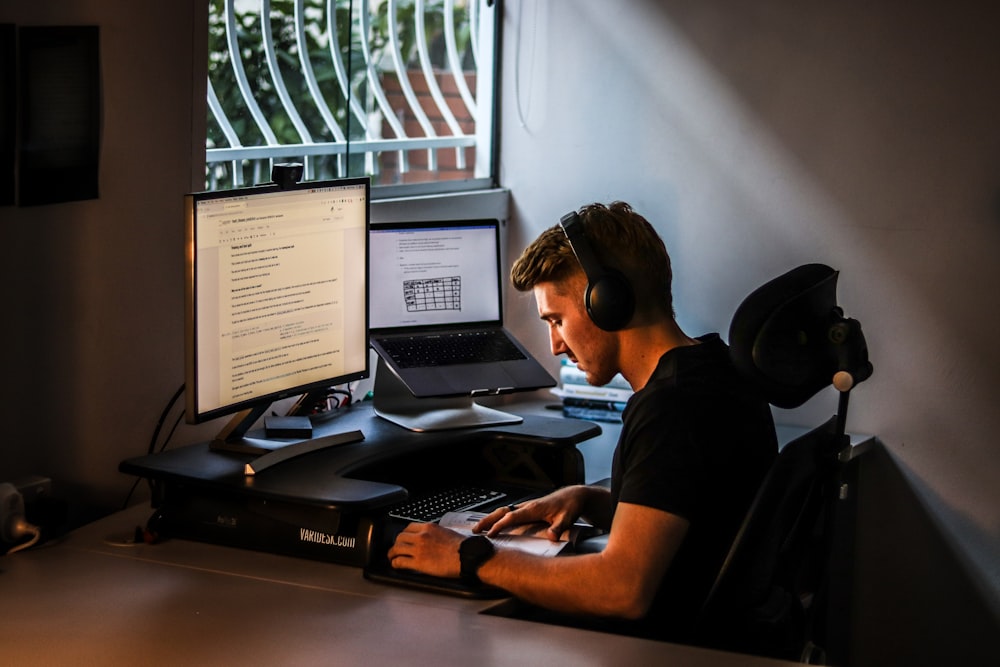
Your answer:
[387,486,508,523]
[375,330,525,369]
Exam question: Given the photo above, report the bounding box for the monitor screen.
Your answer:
[184,177,370,434]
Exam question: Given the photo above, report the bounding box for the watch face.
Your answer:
[461,535,494,558]
[460,535,495,582]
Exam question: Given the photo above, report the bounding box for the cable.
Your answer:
[148,383,186,455]
[513,0,538,131]
[1,483,40,555]
[287,385,355,417]
[329,387,353,407]
[122,383,186,510]
[5,520,40,554]
[158,410,187,454]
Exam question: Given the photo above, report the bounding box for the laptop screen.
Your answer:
[369,220,503,331]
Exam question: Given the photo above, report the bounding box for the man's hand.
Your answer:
[388,522,465,578]
[475,485,607,541]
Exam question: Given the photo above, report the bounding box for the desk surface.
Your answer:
[2,404,814,666]
[2,504,798,666]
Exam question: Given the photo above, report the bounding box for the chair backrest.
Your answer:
[696,263,872,661]
[697,417,849,659]
[728,263,871,409]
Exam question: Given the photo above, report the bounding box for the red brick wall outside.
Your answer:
[378,70,478,185]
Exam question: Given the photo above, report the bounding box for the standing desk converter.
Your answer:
[119,402,600,569]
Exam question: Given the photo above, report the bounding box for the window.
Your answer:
[206,0,498,193]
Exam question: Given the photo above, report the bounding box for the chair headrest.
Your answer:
[729,264,872,409]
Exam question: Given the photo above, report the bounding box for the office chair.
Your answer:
[695,263,873,663]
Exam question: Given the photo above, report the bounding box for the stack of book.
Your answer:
[555,360,633,423]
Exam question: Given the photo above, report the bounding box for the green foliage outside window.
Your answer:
[206,0,475,188]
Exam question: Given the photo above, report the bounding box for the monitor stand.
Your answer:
[372,357,522,432]
[208,402,366,473]
[209,404,280,455]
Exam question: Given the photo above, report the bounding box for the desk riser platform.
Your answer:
[146,484,380,567]
[122,403,599,567]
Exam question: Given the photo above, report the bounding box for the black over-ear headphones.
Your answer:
[559,211,635,331]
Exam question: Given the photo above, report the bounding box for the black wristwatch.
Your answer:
[458,535,495,583]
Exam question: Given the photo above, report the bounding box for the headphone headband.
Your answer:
[559,212,605,281]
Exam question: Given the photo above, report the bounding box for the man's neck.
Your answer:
[618,322,699,391]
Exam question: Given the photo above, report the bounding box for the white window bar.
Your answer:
[415,0,466,170]
[206,0,494,190]
[445,0,477,118]
[293,0,346,175]
[260,0,314,177]
[207,78,244,187]
[224,0,280,147]
[358,0,407,173]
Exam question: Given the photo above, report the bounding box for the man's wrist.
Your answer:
[458,535,495,583]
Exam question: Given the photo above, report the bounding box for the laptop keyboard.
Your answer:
[387,486,508,523]
[376,330,525,369]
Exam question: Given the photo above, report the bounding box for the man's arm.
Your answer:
[389,501,689,620]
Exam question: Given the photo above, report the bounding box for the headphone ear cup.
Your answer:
[559,210,635,331]
[585,270,635,331]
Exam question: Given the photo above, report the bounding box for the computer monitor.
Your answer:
[184,176,370,452]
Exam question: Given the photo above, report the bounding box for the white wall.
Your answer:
[0,1,206,518]
[498,0,1000,611]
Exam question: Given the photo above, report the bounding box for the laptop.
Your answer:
[369,219,556,399]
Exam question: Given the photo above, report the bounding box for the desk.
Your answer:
[2,504,798,666]
[3,403,822,665]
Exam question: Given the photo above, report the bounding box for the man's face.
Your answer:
[534,273,620,387]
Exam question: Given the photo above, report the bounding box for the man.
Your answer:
[388,202,777,642]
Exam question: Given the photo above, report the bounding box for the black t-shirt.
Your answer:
[610,333,777,642]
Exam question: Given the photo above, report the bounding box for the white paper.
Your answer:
[440,511,576,558]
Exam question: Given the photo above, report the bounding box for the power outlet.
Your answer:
[15,475,52,505]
